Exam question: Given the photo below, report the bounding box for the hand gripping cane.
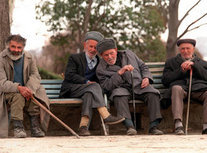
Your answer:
[185,68,193,135]
[131,71,136,129]
[31,96,80,138]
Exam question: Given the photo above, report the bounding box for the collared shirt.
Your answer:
[85,53,97,70]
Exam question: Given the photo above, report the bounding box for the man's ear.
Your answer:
[83,42,86,48]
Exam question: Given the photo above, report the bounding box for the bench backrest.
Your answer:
[41,62,166,99]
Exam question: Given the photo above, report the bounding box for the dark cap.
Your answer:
[97,38,117,54]
[84,31,104,42]
[177,39,196,47]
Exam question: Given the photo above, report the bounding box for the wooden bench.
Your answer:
[41,79,83,105]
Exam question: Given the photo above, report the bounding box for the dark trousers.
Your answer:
[67,83,106,117]
[113,93,162,123]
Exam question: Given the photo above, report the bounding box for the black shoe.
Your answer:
[103,115,125,125]
[149,126,164,135]
[78,126,91,136]
[175,126,185,135]
[202,128,207,134]
[126,127,137,135]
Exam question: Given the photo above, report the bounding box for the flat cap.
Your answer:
[177,39,196,46]
[84,31,104,42]
[97,38,117,54]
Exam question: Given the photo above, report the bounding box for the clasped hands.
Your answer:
[181,61,194,72]
[118,64,149,88]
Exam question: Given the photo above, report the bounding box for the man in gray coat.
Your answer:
[96,38,163,135]
[162,38,207,135]
[0,34,50,138]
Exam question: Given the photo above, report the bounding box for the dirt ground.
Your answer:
[1,134,207,153]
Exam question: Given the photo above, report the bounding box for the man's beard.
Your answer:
[8,48,24,61]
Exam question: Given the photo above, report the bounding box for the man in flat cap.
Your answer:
[162,38,207,135]
[96,38,164,135]
[60,32,124,136]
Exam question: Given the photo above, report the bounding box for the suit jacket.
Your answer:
[60,52,100,97]
[96,50,159,101]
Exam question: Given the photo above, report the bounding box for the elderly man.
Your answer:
[96,38,163,135]
[0,34,50,138]
[162,38,207,135]
[60,31,124,136]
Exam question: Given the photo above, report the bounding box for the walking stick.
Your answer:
[185,68,193,135]
[31,96,80,138]
[131,71,136,129]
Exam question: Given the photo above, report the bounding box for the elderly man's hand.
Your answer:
[18,86,32,101]
[181,61,194,72]
[141,78,149,88]
[118,65,134,75]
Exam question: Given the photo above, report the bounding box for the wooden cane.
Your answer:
[31,96,80,139]
[131,71,136,129]
[185,68,193,135]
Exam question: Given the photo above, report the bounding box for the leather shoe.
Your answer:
[149,126,164,135]
[78,126,91,136]
[104,115,125,125]
[202,128,207,134]
[175,126,184,135]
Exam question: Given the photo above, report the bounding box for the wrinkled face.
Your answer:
[179,43,195,59]
[9,40,24,56]
[101,48,117,65]
[84,39,98,59]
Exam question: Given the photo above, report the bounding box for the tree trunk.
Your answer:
[166,0,179,59]
[0,0,10,52]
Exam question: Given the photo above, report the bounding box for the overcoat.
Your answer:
[96,50,159,101]
[0,49,50,138]
[161,54,207,107]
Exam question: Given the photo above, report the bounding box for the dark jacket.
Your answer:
[161,54,207,108]
[60,52,100,97]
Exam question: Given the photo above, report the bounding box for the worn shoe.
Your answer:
[78,126,91,136]
[104,115,125,125]
[14,127,27,138]
[31,127,45,137]
[149,126,164,135]
[202,128,207,134]
[30,115,45,137]
[127,127,137,135]
[13,120,27,138]
[175,126,185,135]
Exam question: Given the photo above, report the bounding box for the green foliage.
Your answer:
[38,67,63,79]
[36,0,168,63]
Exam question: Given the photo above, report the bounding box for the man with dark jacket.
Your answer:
[60,31,124,136]
[162,38,207,135]
[96,38,163,135]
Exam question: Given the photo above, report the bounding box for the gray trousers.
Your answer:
[69,83,106,117]
[4,93,40,121]
[171,85,207,123]
[113,93,162,122]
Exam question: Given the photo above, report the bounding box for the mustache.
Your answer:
[9,49,22,55]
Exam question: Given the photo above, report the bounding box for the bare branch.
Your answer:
[178,0,201,27]
[178,12,207,39]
